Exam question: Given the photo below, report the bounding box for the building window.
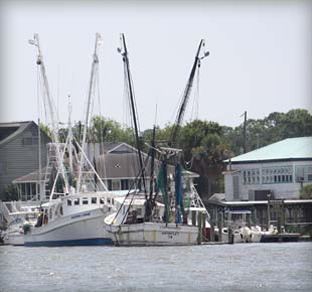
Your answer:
[262,166,293,184]
[112,180,121,191]
[296,165,312,182]
[243,169,260,185]
[121,179,129,190]
[107,180,112,191]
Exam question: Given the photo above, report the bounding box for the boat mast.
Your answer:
[68,95,73,173]
[118,33,146,194]
[77,33,101,193]
[29,34,69,194]
[170,39,209,146]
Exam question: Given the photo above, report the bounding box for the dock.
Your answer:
[261,233,300,243]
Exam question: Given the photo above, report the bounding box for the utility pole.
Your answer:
[243,111,247,153]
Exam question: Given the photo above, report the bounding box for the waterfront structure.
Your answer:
[208,137,312,235]
[0,121,51,197]
[223,137,312,201]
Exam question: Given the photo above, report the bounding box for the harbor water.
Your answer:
[0,242,311,291]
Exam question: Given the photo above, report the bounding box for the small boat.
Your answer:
[219,210,262,243]
[221,225,262,243]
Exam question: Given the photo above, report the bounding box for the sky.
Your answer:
[0,0,311,131]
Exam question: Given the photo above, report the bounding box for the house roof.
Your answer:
[96,152,177,179]
[225,137,312,164]
[0,121,33,147]
[13,141,199,183]
[13,167,47,183]
[0,120,51,148]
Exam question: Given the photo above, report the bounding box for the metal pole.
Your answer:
[267,193,271,230]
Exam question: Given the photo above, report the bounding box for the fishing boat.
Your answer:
[24,33,121,246]
[104,34,210,246]
[24,191,118,246]
[104,187,199,246]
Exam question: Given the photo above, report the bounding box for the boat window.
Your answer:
[74,198,80,205]
[91,197,97,204]
[67,200,72,206]
[49,208,52,219]
[112,198,114,205]
[82,198,88,205]
[107,198,111,204]
[99,198,104,204]
[60,206,63,216]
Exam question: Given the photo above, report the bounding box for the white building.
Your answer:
[223,137,312,201]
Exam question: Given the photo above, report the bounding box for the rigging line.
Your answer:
[129,72,142,135]
[120,153,151,224]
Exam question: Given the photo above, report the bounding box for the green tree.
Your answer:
[300,185,312,199]
[0,184,19,201]
[179,120,232,199]
[40,123,52,140]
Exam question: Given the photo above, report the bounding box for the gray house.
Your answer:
[0,121,51,197]
[13,142,198,200]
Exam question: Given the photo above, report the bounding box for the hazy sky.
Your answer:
[0,1,311,130]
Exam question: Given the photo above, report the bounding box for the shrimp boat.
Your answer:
[104,184,199,246]
[104,34,210,246]
[24,33,120,246]
[24,191,118,246]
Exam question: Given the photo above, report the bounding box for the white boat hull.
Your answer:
[106,222,199,246]
[24,208,113,246]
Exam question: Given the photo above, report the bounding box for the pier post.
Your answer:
[192,210,196,226]
[267,194,271,230]
[228,226,234,244]
[218,211,223,242]
[197,212,202,245]
[210,223,215,242]
[202,212,206,241]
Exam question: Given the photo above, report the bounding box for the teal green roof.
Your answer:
[227,137,312,163]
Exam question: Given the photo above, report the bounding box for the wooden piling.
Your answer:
[197,211,202,245]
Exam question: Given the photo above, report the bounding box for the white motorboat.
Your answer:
[219,210,262,243]
[221,225,262,243]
